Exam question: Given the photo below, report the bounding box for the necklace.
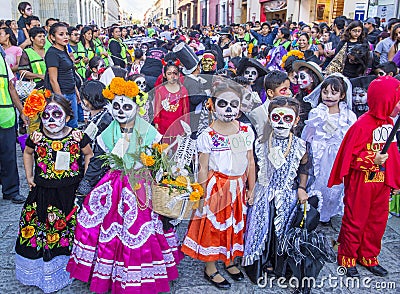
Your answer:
[135,182,150,210]
[161,93,180,112]
[120,126,134,133]
[268,132,293,158]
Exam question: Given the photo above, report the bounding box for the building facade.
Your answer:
[9,0,118,27]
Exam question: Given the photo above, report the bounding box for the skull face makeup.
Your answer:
[201,53,216,72]
[214,92,241,122]
[269,107,296,138]
[112,95,138,125]
[352,87,367,105]
[41,103,67,134]
[241,92,254,113]
[297,70,313,89]
[244,66,258,83]
[134,77,146,92]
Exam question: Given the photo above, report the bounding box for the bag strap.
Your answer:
[299,201,307,228]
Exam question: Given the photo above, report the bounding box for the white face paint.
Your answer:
[269,107,296,138]
[41,102,67,134]
[111,95,137,124]
[134,77,146,92]
[214,92,241,122]
[241,92,254,113]
[352,87,367,105]
[297,70,313,89]
[243,66,258,83]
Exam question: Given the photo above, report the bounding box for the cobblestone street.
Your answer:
[1,147,399,293]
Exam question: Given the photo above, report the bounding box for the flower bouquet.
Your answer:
[99,139,203,221]
[145,143,203,221]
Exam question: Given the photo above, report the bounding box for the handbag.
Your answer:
[16,71,36,100]
[291,196,320,232]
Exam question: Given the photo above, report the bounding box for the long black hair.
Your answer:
[80,80,108,110]
[0,27,17,46]
[79,26,95,52]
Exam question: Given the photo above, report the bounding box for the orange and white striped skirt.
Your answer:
[181,171,247,265]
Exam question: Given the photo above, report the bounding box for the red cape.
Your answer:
[328,76,400,189]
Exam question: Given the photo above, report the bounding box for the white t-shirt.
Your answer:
[197,123,254,176]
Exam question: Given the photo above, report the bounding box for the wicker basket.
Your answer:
[152,183,195,219]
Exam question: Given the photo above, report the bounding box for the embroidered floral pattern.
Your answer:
[33,132,82,180]
[18,202,76,251]
[208,125,250,151]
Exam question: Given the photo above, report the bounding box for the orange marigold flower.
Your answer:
[140,152,155,167]
[125,81,139,98]
[134,183,142,190]
[189,190,202,202]
[23,91,47,117]
[191,182,204,196]
[109,77,126,96]
[102,88,115,100]
[44,89,52,98]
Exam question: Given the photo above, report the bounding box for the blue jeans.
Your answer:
[63,92,78,128]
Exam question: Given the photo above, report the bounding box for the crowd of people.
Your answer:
[0,1,400,294]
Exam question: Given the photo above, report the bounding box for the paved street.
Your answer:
[1,146,399,293]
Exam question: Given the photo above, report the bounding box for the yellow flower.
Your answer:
[161,179,170,185]
[134,183,142,190]
[125,80,139,98]
[189,190,202,202]
[140,152,155,167]
[176,176,188,187]
[102,88,115,100]
[152,143,169,153]
[52,164,64,176]
[21,225,35,239]
[191,183,204,197]
[47,233,60,244]
[51,141,63,151]
[109,77,126,96]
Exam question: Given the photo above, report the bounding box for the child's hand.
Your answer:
[246,189,254,205]
[27,177,36,190]
[374,152,389,165]
[297,189,309,204]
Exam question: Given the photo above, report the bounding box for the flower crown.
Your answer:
[281,50,304,69]
[23,89,52,118]
[102,77,148,116]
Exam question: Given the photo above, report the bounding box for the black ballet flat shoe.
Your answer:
[224,264,245,281]
[319,220,332,226]
[364,265,388,277]
[204,270,231,289]
[345,266,360,278]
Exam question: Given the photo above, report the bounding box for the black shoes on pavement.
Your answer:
[345,264,388,277]
[224,264,245,281]
[204,270,231,290]
[364,264,388,277]
[3,194,26,204]
[345,266,360,277]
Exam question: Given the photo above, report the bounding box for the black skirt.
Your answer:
[15,182,78,262]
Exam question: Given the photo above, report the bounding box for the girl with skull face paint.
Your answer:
[79,80,113,149]
[302,76,357,225]
[67,77,182,293]
[243,97,315,283]
[85,56,107,81]
[15,93,93,293]
[128,74,151,122]
[293,61,324,135]
[182,80,256,290]
[153,59,190,144]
